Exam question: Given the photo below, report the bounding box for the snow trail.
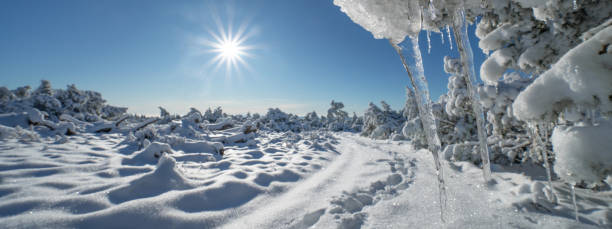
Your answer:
[221,133,414,228]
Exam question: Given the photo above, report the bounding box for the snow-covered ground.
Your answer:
[0,131,608,228]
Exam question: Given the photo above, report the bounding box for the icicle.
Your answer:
[570,183,580,222]
[428,0,438,20]
[427,30,432,54]
[531,123,557,204]
[452,9,492,183]
[391,36,447,222]
[440,31,445,45]
[446,25,453,50]
[573,0,578,10]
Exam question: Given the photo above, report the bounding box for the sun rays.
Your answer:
[205,19,255,77]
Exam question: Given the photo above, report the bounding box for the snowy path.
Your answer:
[223,133,415,228]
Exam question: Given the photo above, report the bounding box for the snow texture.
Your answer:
[513,24,612,122]
[552,120,612,186]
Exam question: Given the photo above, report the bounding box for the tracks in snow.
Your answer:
[222,133,418,229]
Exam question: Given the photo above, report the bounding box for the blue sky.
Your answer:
[0,0,486,116]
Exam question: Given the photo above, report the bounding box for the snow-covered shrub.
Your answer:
[349,112,363,132]
[327,100,350,131]
[303,111,323,131]
[203,107,224,123]
[0,124,40,142]
[157,106,181,124]
[12,86,31,99]
[181,107,203,128]
[0,87,15,102]
[361,101,403,139]
[0,81,127,123]
[400,87,425,144]
[258,108,302,132]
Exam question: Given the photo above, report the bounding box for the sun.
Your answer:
[217,39,242,59]
[206,23,254,76]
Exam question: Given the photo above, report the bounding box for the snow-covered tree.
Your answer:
[304,111,322,131]
[0,87,14,103]
[258,108,302,132]
[350,112,363,132]
[34,80,54,96]
[159,106,171,118]
[401,86,425,145]
[0,82,126,122]
[203,107,224,123]
[183,107,203,124]
[512,22,612,187]
[327,100,349,131]
[12,86,31,99]
[361,101,402,139]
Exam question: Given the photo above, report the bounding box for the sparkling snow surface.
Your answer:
[0,132,608,228]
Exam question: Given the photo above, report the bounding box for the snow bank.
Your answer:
[204,118,234,131]
[513,25,612,121]
[552,121,612,186]
[174,140,224,154]
[124,142,175,165]
[109,154,193,204]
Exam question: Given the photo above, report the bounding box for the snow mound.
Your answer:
[174,140,224,154]
[0,124,40,141]
[513,24,612,121]
[123,142,174,165]
[109,154,193,204]
[552,120,612,186]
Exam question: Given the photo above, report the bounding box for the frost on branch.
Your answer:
[513,24,612,122]
[437,56,476,146]
[513,23,612,186]
[478,0,612,84]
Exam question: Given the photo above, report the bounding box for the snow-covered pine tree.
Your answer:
[327,100,349,131]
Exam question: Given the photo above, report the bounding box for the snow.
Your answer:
[480,48,515,85]
[552,120,612,186]
[1,0,612,228]
[332,0,422,43]
[513,25,612,122]
[0,120,610,228]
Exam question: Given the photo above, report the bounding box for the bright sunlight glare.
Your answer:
[219,40,241,59]
[206,21,255,77]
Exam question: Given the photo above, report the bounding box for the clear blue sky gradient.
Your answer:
[0,0,486,116]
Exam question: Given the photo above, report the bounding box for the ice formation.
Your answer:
[391,38,448,221]
[451,9,492,182]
